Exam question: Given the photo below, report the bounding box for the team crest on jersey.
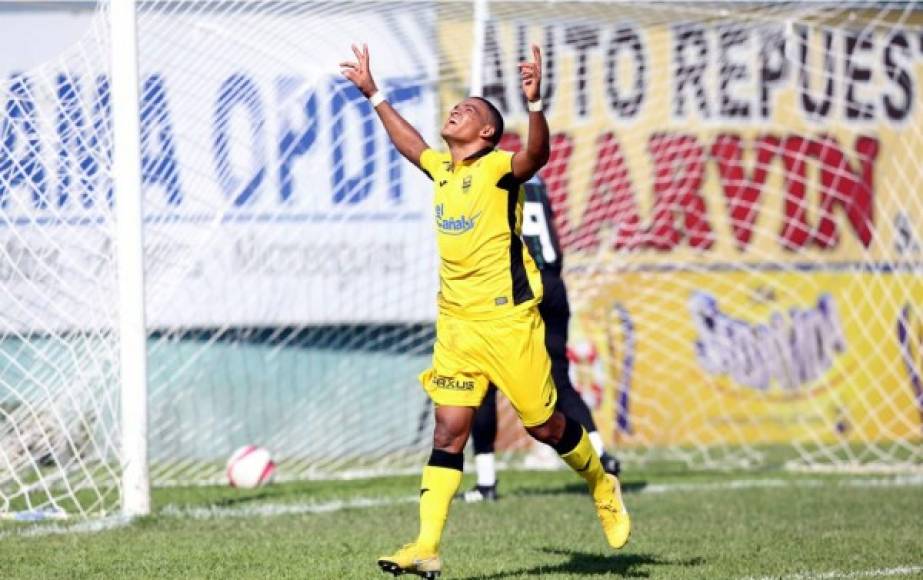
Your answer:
[462,175,472,193]
[435,203,479,235]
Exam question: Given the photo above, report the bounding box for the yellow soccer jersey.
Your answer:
[419,147,542,320]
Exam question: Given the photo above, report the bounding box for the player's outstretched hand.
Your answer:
[518,44,542,104]
[339,43,378,98]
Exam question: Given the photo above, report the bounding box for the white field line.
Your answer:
[0,515,133,539]
[641,473,923,494]
[160,494,419,520]
[2,474,921,539]
[739,564,923,580]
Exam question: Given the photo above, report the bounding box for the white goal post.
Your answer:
[0,0,920,520]
[110,0,150,518]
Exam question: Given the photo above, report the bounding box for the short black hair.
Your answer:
[471,96,504,146]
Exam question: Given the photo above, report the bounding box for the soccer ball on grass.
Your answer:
[226,445,276,489]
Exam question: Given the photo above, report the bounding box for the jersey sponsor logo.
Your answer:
[462,175,472,193]
[495,296,508,306]
[431,375,476,391]
[435,203,479,235]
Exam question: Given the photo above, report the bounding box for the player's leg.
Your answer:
[524,411,606,503]
[378,405,474,578]
[418,404,474,550]
[462,385,499,502]
[493,307,630,549]
[554,388,620,475]
[526,409,630,549]
[539,277,620,475]
[379,315,487,577]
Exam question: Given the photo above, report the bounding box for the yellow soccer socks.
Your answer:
[555,416,607,494]
[379,449,460,576]
[416,449,464,553]
[555,415,631,548]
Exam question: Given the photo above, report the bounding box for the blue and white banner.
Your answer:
[0,6,440,330]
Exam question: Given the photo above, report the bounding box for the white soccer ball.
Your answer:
[226,445,276,489]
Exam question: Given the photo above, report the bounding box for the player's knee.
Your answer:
[432,406,475,453]
[433,419,469,453]
[526,412,565,445]
[526,423,554,444]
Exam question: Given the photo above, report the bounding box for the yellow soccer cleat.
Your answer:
[377,542,442,579]
[594,473,632,549]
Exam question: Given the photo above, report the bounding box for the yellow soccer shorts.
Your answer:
[419,305,557,428]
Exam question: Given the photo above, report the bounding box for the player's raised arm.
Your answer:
[339,43,430,172]
[511,45,550,182]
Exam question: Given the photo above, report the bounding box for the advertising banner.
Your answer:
[437,4,923,447]
[0,6,440,330]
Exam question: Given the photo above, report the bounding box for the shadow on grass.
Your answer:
[210,492,274,508]
[513,481,649,498]
[206,478,341,507]
[458,549,704,579]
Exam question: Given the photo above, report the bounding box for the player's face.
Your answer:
[441,98,494,144]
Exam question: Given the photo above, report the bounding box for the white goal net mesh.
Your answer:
[0,0,920,517]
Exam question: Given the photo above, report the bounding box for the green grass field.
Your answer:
[3,466,921,579]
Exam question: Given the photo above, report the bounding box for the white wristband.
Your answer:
[369,91,386,108]
[527,99,543,113]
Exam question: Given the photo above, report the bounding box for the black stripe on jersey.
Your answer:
[499,173,534,306]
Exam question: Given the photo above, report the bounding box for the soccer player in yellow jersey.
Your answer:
[341,43,630,579]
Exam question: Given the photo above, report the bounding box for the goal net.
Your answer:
[0,0,920,518]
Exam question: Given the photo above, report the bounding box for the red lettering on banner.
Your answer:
[572,132,640,252]
[498,132,522,152]
[499,129,878,254]
[500,132,575,245]
[647,133,713,250]
[813,135,878,249]
[781,135,878,249]
[711,134,781,250]
[542,134,576,246]
[780,135,816,249]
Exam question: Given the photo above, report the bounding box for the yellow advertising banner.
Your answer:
[438,5,923,449]
[569,271,922,447]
